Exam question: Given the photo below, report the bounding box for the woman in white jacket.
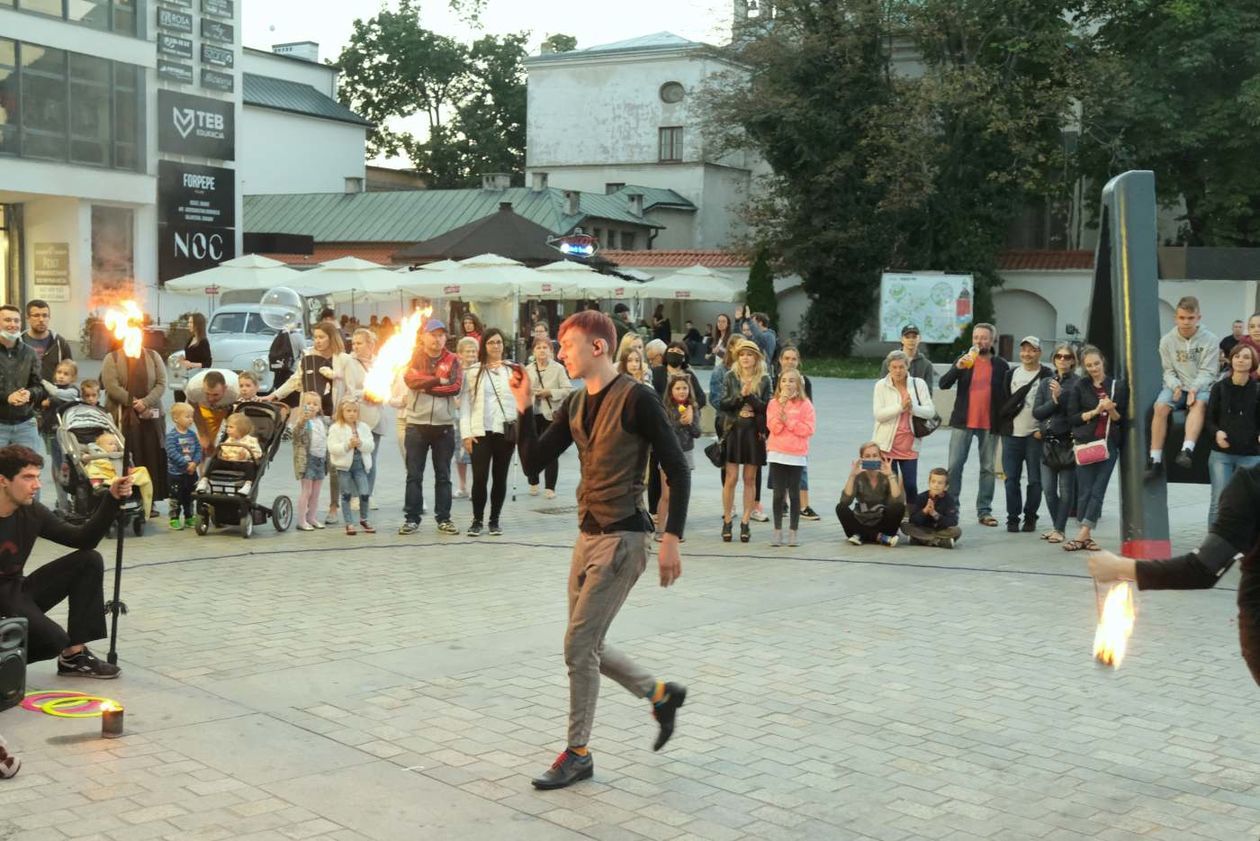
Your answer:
[525,336,573,498]
[871,350,937,502]
[327,398,376,535]
[458,328,515,536]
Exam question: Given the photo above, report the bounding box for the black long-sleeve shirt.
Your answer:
[0,494,120,580]
[517,379,691,538]
[0,339,46,425]
[1206,377,1260,456]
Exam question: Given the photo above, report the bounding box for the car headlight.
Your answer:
[253,357,267,373]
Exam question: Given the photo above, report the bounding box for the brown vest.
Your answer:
[568,374,649,527]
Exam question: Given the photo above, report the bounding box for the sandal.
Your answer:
[1062,539,1086,551]
[740,521,751,543]
[721,518,733,542]
[1084,539,1100,551]
[1046,531,1065,544]
[978,515,998,527]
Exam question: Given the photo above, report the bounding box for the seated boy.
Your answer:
[902,467,962,549]
[84,431,154,514]
[1148,295,1218,476]
[197,412,262,496]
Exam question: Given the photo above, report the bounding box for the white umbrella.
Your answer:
[163,253,304,292]
[642,264,743,302]
[300,256,401,305]
[535,261,641,300]
[397,259,462,273]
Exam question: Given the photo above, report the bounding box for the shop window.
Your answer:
[13,0,141,36]
[0,39,15,156]
[20,43,67,162]
[91,204,134,304]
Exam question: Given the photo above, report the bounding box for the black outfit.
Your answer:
[471,432,514,526]
[0,495,117,663]
[175,337,212,402]
[718,371,771,466]
[653,318,672,343]
[769,463,802,530]
[1206,377,1260,456]
[518,375,690,538]
[1134,465,1260,684]
[648,366,707,513]
[1220,334,1240,369]
[268,330,302,407]
[22,329,74,383]
[0,340,45,425]
[937,351,1011,431]
[297,353,335,417]
[527,416,559,490]
[1066,376,1128,449]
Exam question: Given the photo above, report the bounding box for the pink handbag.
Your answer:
[1073,381,1115,466]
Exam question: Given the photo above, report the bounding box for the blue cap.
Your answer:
[423,319,447,333]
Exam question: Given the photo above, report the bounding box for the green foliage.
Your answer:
[541,33,578,53]
[745,249,779,328]
[335,1,527,186]
[1074,1,1260,245]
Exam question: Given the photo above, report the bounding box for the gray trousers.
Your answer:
[565,531,657,748]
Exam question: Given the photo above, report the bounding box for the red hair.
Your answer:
[559,310,616,355]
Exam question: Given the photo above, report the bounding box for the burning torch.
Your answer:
[1086,550,1139,669]
[101,301,145,666]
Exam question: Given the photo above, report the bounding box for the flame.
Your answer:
[99,700,121,713]
[364,307,432,402]
[1093,581,1136,668]
[103,301,145,359]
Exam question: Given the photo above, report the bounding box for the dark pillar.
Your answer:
[1087,170,1170,559]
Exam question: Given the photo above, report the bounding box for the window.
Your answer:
[622,232,636,250]
[69,52,109,165]
[658,126,683,162]
[592,228,603,247]
[11,0,141,36]
[209,312,247,335]
[20,44,67,162]
[604,182,625,194]
[659,82,685,104]
[0,39,15,156]
[112,62,138,170]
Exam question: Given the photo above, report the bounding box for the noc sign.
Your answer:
[158,225,236,283]
[158,89,234,160]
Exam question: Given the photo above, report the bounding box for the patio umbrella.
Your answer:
[536,260,642,301]
[299,257,401,308]
[163,253,304,292]
[641,264,743,302]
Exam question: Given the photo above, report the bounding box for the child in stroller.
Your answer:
[191,402,293,537]
[54,402,146,532]
[195,412,263,497]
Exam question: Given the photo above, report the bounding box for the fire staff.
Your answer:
[1089,463,1260,685]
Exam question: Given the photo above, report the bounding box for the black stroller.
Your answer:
[192,401,293,538]
[53,403,146,537]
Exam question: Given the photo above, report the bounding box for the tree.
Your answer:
[1075,1,1260,246]
[541,33,578,53]
[745,249,779,329]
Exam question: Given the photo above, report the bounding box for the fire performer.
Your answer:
[1088,463,1260,685]
[507,310,689,790]
[100,325,168,516]
[0,445,134,678]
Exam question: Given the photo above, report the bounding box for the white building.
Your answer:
[525,32,767,251]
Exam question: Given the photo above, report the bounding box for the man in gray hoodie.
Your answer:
[1148,295,1218,477]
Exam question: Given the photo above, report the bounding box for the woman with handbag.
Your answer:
[526,336,573,499]
[459,328,515,537]
[871,350,937,503]
[1032,342,1079,543]
[1063,345,1128,552]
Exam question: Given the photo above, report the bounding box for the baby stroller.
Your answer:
[192,401,293,538]
[54,402,146,537]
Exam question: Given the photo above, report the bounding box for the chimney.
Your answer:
[272,41,320,62]
[481,173,511,191]
[564,190,580,215]
[627,192,644,217]
[530,171,549,192]
[499,201,513,213]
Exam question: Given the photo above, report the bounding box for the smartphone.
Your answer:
[860,459,881,471]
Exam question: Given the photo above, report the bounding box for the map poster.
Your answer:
[879,273,974,343]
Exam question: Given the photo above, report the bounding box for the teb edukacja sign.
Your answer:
[157,89,235,160]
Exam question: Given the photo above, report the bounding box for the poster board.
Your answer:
[879,273,973,343]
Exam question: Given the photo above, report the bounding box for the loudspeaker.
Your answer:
[0,617,28,712]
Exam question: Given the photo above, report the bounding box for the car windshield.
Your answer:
[208,312,277,336]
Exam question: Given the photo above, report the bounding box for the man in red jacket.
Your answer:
[399,320,462,536]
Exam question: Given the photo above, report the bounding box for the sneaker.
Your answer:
[1144,457,1163,480]
[169,517,183,530]
[466,521,483,537]
[453,489,467,498]
[297,522,314,531]
[800,506,820,521]
[531,749,594,790]
[787,530,798,547]
[750,508,769,522]
[847,534,863,546]
[345,524,357,535]
[769,530,782,547]
[529,484,540,496]
[0,735,20,779]
[359,520,376,534]
[238,481,252,497]
[544,489,556,500]
[57,648,120,679]
[878,534,899,548]
[940,537,956,549]
[183,516,198,530]
[436,520,458,535]
[398,521,419,535]
[1006,521,1020,533]
[487,522,502,536]
[1174,449,1194,470]
[652,682,687,751]
[195,478,209,494]
[325,509,339,525]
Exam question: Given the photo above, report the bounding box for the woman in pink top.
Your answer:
[766,369,816,547]
[872,350,937,502]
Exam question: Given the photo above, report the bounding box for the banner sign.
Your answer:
[201,43,234,68]
[159,225,235,283]
[201,18,234,44]
[157,60,194,85]
[158,33,194,60]
[201,69,234,93]
[201,0,232,16]
[879,273,974,343]
[157,6,193,33]
[157,89,234,160]
[158,160,235,229]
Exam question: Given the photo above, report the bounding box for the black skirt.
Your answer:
[724,416,765,466]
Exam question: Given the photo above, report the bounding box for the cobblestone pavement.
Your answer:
[2,376,1256,841]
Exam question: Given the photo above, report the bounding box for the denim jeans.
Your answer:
[947,428,995,518]
[1075,451,1118,528]
[0,418,45,501]
[1001,435,1043,524]
[339,450,371,526]
[890,458,919,502]
[404,424,455,523]
[1208,450,1260,527]
[1040,462,1076,534]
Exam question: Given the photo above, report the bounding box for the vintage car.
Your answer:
[166,303,309,394]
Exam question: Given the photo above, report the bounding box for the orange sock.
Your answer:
[649,681,667,704]
[569,745,589,757]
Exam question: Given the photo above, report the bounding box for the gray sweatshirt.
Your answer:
[1159,326,1219,392]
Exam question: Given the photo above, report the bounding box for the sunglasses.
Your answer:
[1053,353,1074,360]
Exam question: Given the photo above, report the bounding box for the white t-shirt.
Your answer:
[1009,366,1041,438]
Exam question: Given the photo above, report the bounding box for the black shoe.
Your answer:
[800,507,821,521]
[487,522,502,536]
[721,519,733,542]
[57,648,120,679]
[1021,518,1038,533]
[652,682,687,751]
[1174,449,1193,470]
[398,521,419,535]
[531,749,594,790]
[1144,457,1162,480]
[740,522,751,543]
[466,521,483,537]
[1006,520,1020,533]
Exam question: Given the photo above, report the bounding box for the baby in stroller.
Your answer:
[54,402,146,527]
[84,431,155,515]
[195,411,264,497]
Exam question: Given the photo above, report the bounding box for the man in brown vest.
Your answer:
[510,310,690,790]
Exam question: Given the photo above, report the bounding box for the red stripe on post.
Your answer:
[1121,539,1172,560]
